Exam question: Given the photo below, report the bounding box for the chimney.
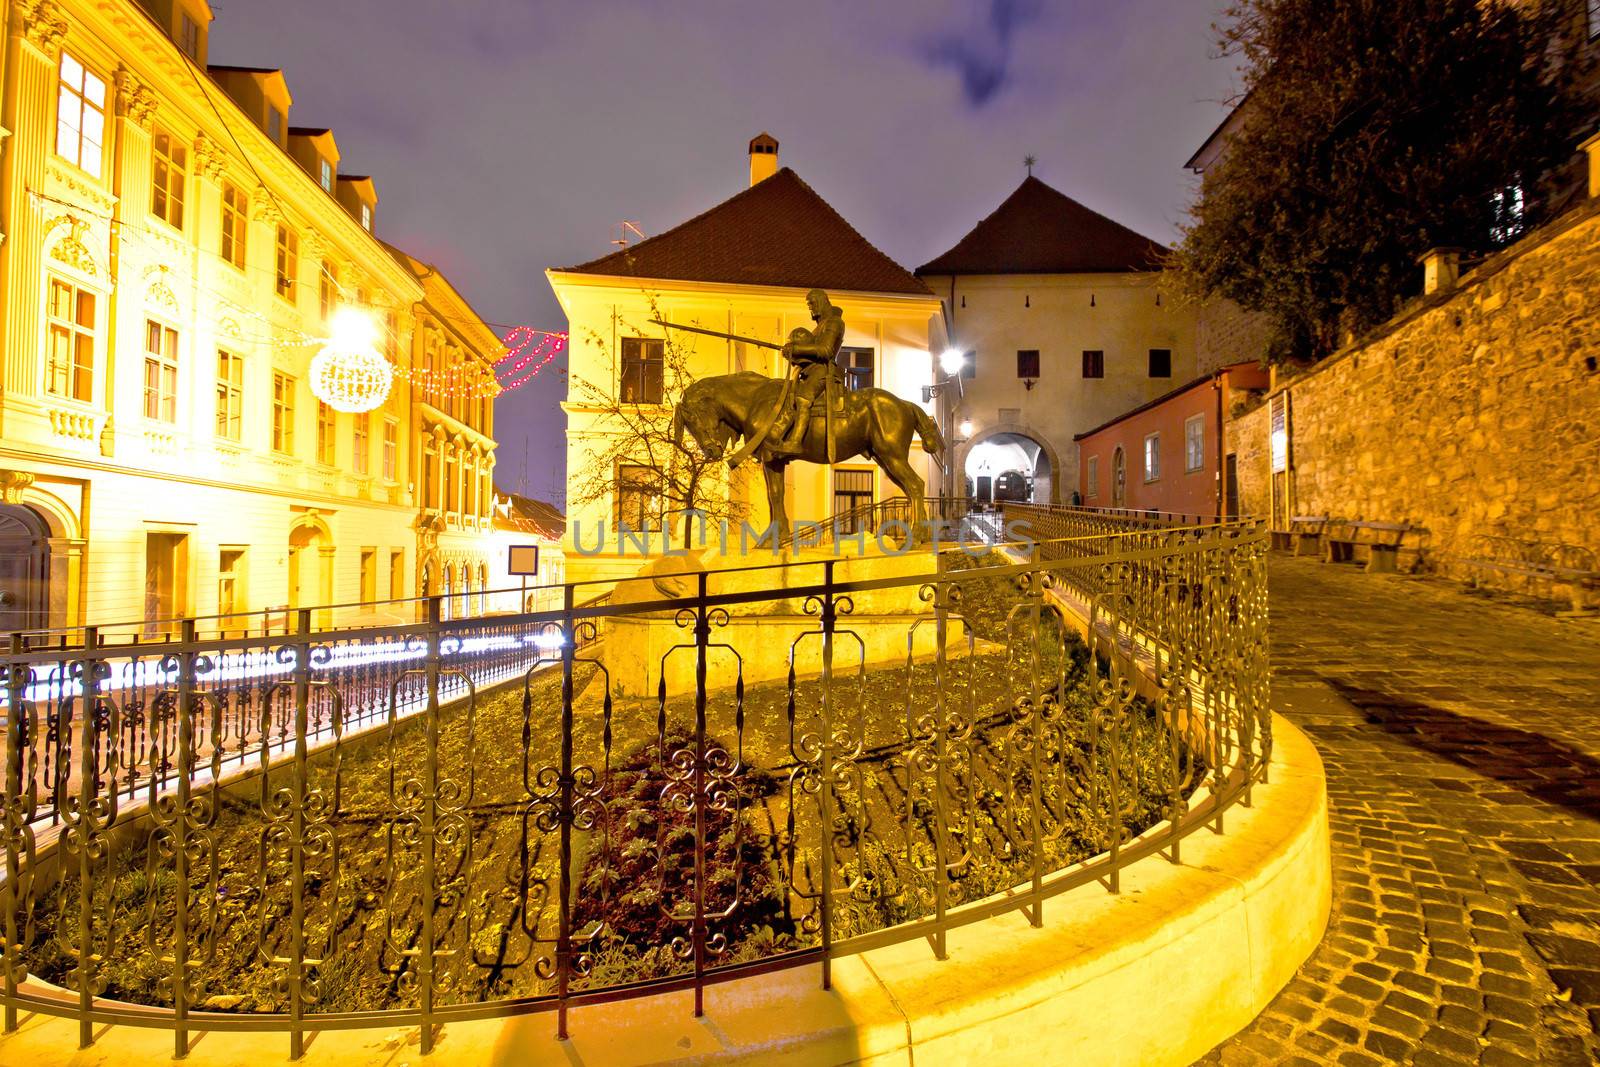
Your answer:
[749,132,779,186]
[1581,128,1600,199]
[1419,247,1462,297]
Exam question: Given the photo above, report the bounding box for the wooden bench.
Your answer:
[1456,535,1598,616]
[1288,515,1331,557]
[1324,520,1426,574]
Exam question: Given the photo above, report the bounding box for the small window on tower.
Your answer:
[1148,349,1172,378]
[1082,350,1104,379]
[1016,349,1040,379]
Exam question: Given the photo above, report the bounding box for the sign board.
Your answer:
[507,544,540,576]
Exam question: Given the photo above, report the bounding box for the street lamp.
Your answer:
[939,347,966,376]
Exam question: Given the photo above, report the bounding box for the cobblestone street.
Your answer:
[1199,555,1600,1066]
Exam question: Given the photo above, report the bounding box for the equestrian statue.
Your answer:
[659,289,944,546]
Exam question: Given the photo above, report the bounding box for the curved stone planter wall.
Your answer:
[0,713,1329,1067]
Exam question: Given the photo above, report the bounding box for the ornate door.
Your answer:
[0,505,50,632]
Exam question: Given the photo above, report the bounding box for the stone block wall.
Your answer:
[1227,201,1600,562]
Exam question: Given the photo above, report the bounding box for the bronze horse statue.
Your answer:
[673,371,944,545]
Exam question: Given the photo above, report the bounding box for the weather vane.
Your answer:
[1024,154,1037,176]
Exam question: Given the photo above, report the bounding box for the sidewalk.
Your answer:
[1198,555,1600,1067]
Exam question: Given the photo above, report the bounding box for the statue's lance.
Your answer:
[651,319,799,469]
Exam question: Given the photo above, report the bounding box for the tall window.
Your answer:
[1016,349,1040,379]
[840,347,874,391]
[268,106,284,144]
[221,183,248,269]
[1148,349,1172,378]
[316,401,336,465]
[832,469,874,530]
[360,203,372,231]
[45,278,95,402]
[353,412,370,475]
[215,350,243,440]
[179,13,200,58]
[382,418,398,480]
[151,131,187,229]
[275,224,298,299]
[1143,433,1161,482]
[1082,350,1105,379]
[56,54,106,178]
[319,261,338,319]
[272,372,295,453]
[616,463,658,528]
[619,338,663,404]
[389,549,405,600]
[1085,456,1099,500]
[143,320,178,422]
[319,158,333,191]
[359,548,377,604]
[218,548,245,619]
[1184,414,1205,473]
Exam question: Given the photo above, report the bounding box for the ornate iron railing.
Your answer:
[0,516,1268,1059]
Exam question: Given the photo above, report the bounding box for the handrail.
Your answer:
[0,520,1270,1057]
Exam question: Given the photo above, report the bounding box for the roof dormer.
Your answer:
[208,66,292,147]
[288,127,340,193]
[142,0,213,64]
[337,175,378,232]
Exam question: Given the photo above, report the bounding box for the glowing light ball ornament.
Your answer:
[310,308,393,413]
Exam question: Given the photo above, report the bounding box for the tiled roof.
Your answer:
[496,491,566,539]
[561,168,932,296]
[917,176,1168,276]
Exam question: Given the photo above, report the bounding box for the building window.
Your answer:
[840,347,874,391]
[1143,433,1161,482]
[218,548,245,619]
[960,349,976,379]
[359,548,377,604]
[45,277,95,402]
[319,261,338,319]
[272,372,295,453]
[275,225,298,299]
[1184,414,1205,473]
[353,412,370,475]
[151,131,187,229]
[389,549,405,600]
[1016,349,1040,379]
[1489,183,1525,246]
[1082,350,1104,379]
[319,158,333,191]
[220,183,248,269]
[216,350,243,440]
[179,13,200,58]
[1590,0,1600,40]
[619,337,663,404]
[267,106,284,143]
[1149,349,1172,378]
[143,320,179,422]
[832,468,874,530]
[382,418,398,480]
[316,401,336,465]
[1085,455,1099,500]
[616,463,658,529]
[360,203,372,231]
[56,54,106,179]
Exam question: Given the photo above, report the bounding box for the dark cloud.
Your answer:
[209,1,1239,508]
[922,0,1044,107]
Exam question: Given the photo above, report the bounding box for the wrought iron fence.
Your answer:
[0,516,1268,1059]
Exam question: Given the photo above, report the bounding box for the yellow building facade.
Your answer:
[0,0,499,634]
[548,139,942,587]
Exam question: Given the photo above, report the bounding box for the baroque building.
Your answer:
[549,134,942,586]
[0,0,498,633]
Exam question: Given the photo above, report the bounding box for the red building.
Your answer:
[1075,362,1270,519]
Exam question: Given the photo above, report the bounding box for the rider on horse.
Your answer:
[771,289,845,455]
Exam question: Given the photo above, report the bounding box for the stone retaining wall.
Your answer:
[1226,201,1600,561]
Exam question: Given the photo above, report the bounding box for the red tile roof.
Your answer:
[562,168,932,296]
[496,491,565,539]
[917,176,1168,276]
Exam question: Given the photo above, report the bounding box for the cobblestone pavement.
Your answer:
[1197,554,1600,1067]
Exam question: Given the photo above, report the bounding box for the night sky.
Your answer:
[209,0,1240,508]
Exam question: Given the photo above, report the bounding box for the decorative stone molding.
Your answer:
[0,470,37,504]
[252,186,283,225]
[192,132,228,182]
[114,67,157,130]
[146,277,179,315]
[17,0,69,55]
[47,219,98,278]
[48,408,96,441]
[301,232,326,261]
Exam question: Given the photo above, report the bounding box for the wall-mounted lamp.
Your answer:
[1024,294,1030,308]
[1023,378,1036,392]
[958,419,974,439]
[939,347,967,376]
[1089,293,1096,308]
